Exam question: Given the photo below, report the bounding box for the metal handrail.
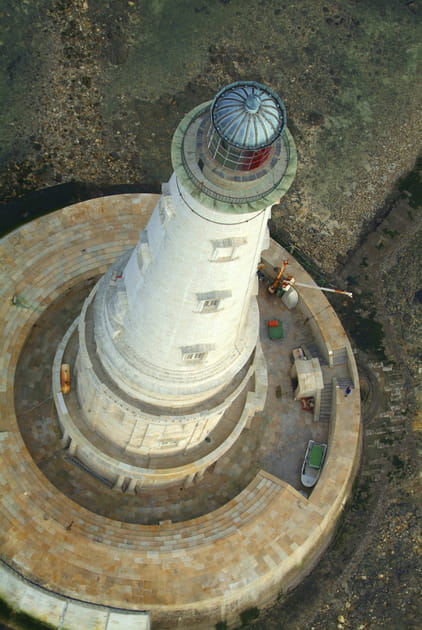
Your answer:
[180,109,291,205]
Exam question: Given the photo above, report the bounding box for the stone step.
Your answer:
[318,383,333,422]
[332,347,348,365]
[302,343,327,365]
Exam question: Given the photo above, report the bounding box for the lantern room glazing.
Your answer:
[208,81,286,172]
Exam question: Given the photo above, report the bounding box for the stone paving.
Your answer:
[0,194,361,630]
[14,276,329,524]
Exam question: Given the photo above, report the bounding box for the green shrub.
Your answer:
[0,594,13,619]
[12,611,55,630]
[398,156,422,208]
[240,606,260,625]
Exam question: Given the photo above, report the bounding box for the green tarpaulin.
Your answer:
[309,445,324,468]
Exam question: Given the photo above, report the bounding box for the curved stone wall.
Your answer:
[53,306,266,488]
[0,194,361,630]
[72,284,264,458]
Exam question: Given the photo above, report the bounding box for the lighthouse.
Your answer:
[55,81,297,487]
[1,78,363,630]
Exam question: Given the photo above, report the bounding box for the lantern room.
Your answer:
[171,80,296,212]
[208,81,286,171]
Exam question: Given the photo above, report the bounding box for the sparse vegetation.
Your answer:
[240,607,260,626]
[329,292,386,361]
[398,156,422,209]
[0,595,13,619]
[13,612,55,630]
[0,596,55,630]
[383,228,400,238]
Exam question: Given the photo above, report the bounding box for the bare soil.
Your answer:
[0,1,420,629]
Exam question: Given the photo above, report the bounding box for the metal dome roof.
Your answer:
[211,81,286,150]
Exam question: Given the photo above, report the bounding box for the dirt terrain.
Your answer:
[249,176,422,630]
[0,1,420,629]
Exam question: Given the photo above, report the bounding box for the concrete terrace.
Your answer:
[0,194,361,630]
[15,277,325,524]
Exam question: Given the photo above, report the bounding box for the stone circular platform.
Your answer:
[52,281,266,489]
[0,194,361,630]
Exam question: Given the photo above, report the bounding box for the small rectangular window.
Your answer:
[136,230,151,271]
[201,299,220,312]
[158,201,167,225]
[183,352,206,362]
[181,343,215,362]
[211,237,247,262]
[196,290,231,313]
[158,183,175,225]
[212,247,234,262]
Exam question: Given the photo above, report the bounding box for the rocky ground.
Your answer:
[0,1,421,629]
[1,0,421,266]
[248,176,422,630]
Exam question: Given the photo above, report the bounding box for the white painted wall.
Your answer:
[94,173,271,406]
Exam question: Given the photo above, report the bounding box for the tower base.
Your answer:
[53,306,267,489]
[1,194,361,630]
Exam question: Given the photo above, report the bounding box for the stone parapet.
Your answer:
[262,241,352,366]
[72,283,263,459]
[0,194,361,630]
[53,310,266,488]
[0,562,150,630]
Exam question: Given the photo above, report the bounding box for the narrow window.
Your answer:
[196,290,231,313]
[181,343,215,362]
[183,352,206,362]
[201,298,220,312]
[136,230,151,271]
[211,237,247,262]
[159,183,175,225]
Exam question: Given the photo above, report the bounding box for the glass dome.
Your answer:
[171,79,297,211]
[211,81,286,150]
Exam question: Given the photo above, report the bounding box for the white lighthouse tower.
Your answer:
[56,81,296,488]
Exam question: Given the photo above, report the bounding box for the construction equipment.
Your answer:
[267,259,289,294]
[266,258,352,299]
[283,277,353,299]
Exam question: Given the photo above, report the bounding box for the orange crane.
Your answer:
[267,259,289,294]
